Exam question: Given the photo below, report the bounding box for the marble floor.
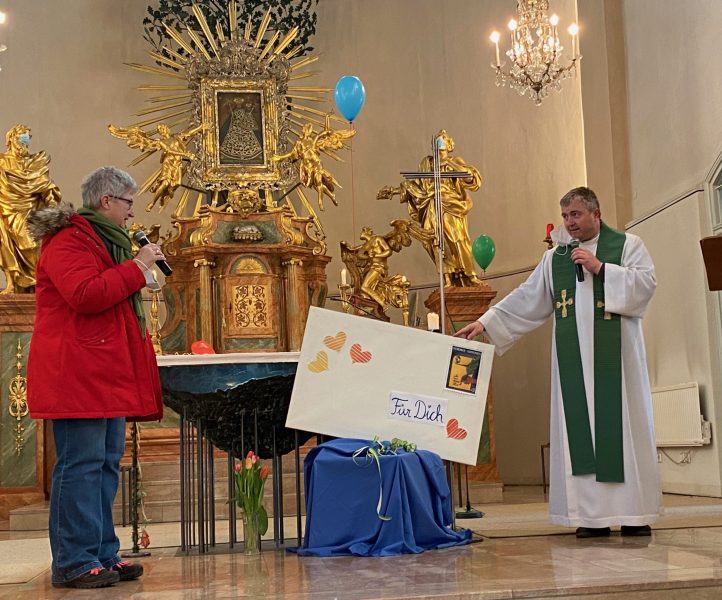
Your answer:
[3,487,722,599]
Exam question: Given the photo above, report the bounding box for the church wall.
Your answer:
[620,0,722,496]
[0,1,591,485]
[577,0,632,228]
[0,1,159,211]
[622,0,722,216]
[629,192,722,496]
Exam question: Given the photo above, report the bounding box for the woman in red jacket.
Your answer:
[27,166,164,589]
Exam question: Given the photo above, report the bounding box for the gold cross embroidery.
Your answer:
[596,300,612,320]
[556,289,574,318]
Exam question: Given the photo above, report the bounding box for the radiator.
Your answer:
[652,382,706,447]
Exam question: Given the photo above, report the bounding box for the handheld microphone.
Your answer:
[133,230,173,277]
[569,239,584,282]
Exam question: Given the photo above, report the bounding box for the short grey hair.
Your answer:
[559,186,599,211]
[81,166,138,209]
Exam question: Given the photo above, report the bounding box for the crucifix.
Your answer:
[556,289,574,318]
[400,136,477,528]
[400,136,472,335]
[596,300,612,320]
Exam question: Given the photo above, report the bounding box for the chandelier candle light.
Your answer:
[489,0,581,105]
[0,10,7,70]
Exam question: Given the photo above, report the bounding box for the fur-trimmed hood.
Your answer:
[26,203,76,242]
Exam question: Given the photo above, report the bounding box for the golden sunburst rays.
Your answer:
[190,4,219,59]
[118,1,335,219]
[253,10,272,47]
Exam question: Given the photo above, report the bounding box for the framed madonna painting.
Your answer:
[199,78,283,187]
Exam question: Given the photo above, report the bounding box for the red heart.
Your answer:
[349,343,372,364]
[446,418,468,440]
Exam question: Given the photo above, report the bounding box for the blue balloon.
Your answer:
[334,75,366,122]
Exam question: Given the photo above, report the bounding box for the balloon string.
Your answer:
[350,120,356,244]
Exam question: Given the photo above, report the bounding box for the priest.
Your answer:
[455,187,661,538]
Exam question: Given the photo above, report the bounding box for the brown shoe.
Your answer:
[621,525,652,537]
[52,567,119,589]
[575,527,611,538]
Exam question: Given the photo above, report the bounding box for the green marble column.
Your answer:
[0,332,36,487]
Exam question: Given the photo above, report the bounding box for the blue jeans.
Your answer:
[49,418,126,583]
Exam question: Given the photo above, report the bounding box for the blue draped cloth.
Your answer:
[291,438,471,557]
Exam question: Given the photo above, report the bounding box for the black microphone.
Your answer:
[133,231,173,277]
[569,239,584,282]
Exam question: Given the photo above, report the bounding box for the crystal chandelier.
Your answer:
[489,0,580,105]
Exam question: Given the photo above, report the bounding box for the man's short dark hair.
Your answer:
[560,187,599,211]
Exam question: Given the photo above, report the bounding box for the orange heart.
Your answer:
[307,351,329,373]
[323,331,347,352]
[446,418,468,440]
[349,343,372,364]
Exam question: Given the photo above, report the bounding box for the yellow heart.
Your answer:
[308,351,329,373]
[323,331,347,352]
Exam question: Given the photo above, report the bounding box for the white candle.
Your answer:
[489,31,501,67]
[427,312,440,332]
[341,268,348,286]
[568,23,579,59]
[549,14,559,43]
[508,19,517,59]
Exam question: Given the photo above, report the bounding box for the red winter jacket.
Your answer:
[27,208,163,421]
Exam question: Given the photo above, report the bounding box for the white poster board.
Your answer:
[286,307,494,465]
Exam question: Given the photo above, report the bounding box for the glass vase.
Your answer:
[242,511,261,555]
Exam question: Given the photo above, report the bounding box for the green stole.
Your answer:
[551,222,625,482]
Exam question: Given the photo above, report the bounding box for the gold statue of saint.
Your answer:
[377,130,482,287]
[109,123,204,211]
[341,220,433,325]
[274,116,355,210]
[0,125,61,293]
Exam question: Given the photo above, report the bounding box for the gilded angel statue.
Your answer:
[108,122,204,212]
[274,117,355,210]
[377,130,482,287]
[0,125,61,293]
[340,220,434,325]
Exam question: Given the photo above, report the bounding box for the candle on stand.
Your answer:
[508,19,517,59]
[546,223,554,237]
[568,23,579,59]
[549,14,559,51]
[489,31,501,67]
[427,311,440,332]
[340,268,348,286]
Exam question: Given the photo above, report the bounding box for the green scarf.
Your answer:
[77,207,146,333]
[551,222,625,482]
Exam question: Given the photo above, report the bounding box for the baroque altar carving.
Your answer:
[110,1,352,353]
[159,206,329,353]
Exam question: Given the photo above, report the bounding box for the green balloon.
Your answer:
[472,235,496,270]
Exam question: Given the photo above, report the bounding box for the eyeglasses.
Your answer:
[108,195,134,208]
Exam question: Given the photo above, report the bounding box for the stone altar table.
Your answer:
[157,352,307,553]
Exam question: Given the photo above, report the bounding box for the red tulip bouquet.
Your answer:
[233,450,270,553]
